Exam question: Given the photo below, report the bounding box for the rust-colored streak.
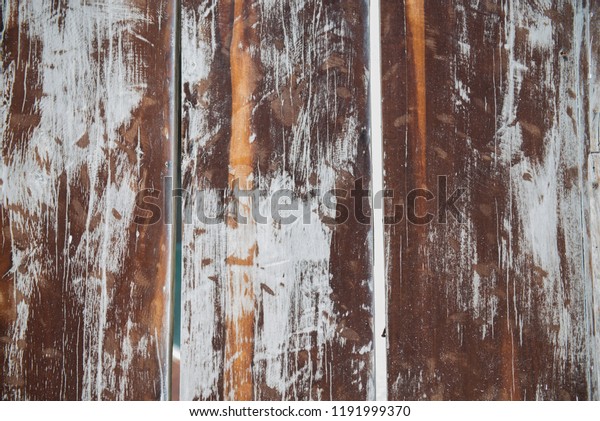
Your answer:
[405,0,427,189]
[224,0,259,401]
[225,244,258,267]
[228,0,257,185]
[224,270,255,401]
[499,318,521,400]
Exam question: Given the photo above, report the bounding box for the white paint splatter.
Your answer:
[253,171,335,399]
[181,0,372,400]
[1,0,170,400]
[497,1,594,396]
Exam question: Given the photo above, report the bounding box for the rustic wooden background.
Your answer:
[1,0,599,401]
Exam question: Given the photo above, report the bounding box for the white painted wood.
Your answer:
[180,0,373,400]
[0,0,174,400]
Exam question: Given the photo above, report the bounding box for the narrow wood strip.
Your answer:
[224,1,259,400]
[587,0,600,399]
[405,0,427,189]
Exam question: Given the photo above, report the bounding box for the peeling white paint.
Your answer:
[496,1,595,397]
[181,0,372,400]
[253,171,335,400]
[587,1,600,400]
[181,188,227,400]
[588,154,600,399]
[1,0,171,400]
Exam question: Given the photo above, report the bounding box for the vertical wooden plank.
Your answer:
[382,0,597,399]
[0,0,175,400]
[589,152,600,397]
[180,0,373,400]
[587,0,600,398]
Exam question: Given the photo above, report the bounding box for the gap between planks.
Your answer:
[369,0,388,402]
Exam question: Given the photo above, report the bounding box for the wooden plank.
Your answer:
[587,0,600,398]
[180,0,373,400]
[589,152,600,398]
[382,0,598,400]
[0,0,175,400]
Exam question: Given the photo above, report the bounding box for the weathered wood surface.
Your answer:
[382,0,599,400]
[590,152,600,398]
[588,0,600,399]
[180,0,373,400]
[0,1,175,400]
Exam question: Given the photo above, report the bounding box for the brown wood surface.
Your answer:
[382,0,599,400]
[180,0,373,400]
[2,0,598,402]
[0,0,175,400]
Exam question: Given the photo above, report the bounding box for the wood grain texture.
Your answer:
[382,0,598,400]
[180,0,373,400]
[590,152,600,397]
[0,0,175,400]
[588,0,600,398]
